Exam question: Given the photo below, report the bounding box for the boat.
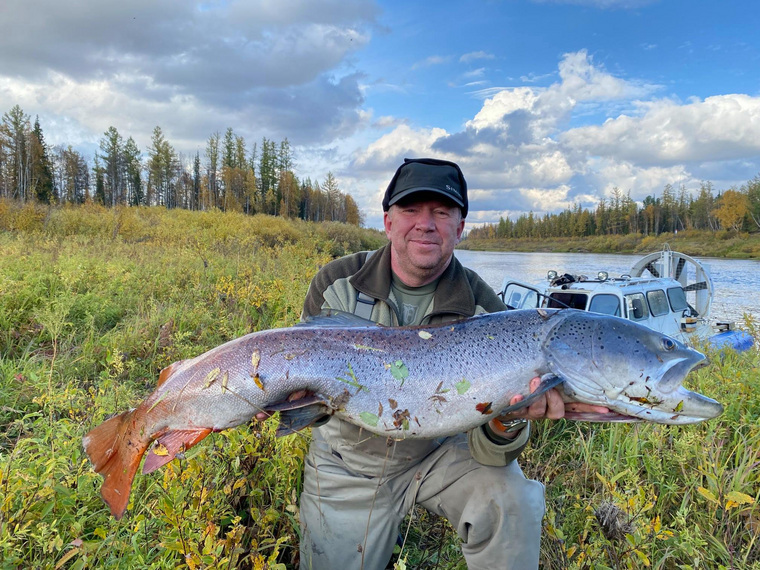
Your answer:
[498,245,754,353]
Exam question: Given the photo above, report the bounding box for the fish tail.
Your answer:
[82,410,149,520]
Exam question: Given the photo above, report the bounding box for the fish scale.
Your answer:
[82,308,722,519]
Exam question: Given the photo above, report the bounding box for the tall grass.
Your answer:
[1,202,757,569]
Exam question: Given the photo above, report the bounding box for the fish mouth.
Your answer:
[658,351,708,394]
[561,351,722,425]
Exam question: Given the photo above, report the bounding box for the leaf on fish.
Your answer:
[336,362,367,392]
[360,412,379,427]
[251,349,260,372]
[203,367,221,389]
[354,344,384,352]
[393,408,411,430]
[152,443,169,457]
[455,378,471,395]
[476,402,493,415]
[418,331,432,340]
[389,360,409,385]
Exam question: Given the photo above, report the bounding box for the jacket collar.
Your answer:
[349,243,476,317]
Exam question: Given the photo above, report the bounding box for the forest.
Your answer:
[468,176,760,240]
[0,105,363,225]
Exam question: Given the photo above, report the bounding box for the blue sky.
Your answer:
[1,0,759,228]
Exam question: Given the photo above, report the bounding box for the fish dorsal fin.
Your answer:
[297,309,380,328]
[157,360,185,387]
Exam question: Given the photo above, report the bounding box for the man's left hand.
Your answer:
[489,376,609,438]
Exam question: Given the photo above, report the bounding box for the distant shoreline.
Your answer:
[457,230,760,259]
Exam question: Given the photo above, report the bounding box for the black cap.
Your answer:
[382,158,468,218]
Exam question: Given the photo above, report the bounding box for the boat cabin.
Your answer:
[501,273,699,339]
[498,247,753,352]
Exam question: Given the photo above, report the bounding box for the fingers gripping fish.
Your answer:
[82,308,722,519]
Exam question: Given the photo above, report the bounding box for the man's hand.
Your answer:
[489,376,610,438]
[254,390,310,421]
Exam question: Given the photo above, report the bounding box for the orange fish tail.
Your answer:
[82,410,150,519]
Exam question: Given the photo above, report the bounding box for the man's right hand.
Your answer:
[255,390,310,420]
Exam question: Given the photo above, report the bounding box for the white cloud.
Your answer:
[562,94,760,164]
[350,49,760,227]
[460,51,496,64]
[412,55,452,70]
[0,0,376,148]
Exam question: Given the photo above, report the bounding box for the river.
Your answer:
[454,249,758,325]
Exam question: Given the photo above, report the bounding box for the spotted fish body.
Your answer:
[83,308,721,518]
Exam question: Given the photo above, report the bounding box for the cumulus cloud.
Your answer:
[349,49,760,226]
[0,0,376,147]
[562,94,760,164]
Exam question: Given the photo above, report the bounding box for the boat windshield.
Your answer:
[588,294,621,316]
[548,292,587,310]
[667,287,690,313]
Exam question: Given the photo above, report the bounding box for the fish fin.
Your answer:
[142,428,212,474]
[297,309,379,328]
[497,373,564,415]
[82,410,150,520]
[265,395,330,436]
[275,405,330,436]
[265,394,326,412]
[157,360,185,387]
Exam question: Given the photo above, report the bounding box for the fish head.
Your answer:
[543,309,722,424]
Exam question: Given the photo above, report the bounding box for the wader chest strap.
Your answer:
[353,250,377,320]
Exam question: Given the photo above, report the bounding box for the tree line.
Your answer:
[468,179,760,240]
[0,105,364,225]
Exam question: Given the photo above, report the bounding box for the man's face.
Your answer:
[384,195,465,287]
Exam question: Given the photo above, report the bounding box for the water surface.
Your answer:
[455,249,758,325]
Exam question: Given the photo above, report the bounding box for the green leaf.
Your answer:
[359,412,379,427]
[697,486,719,504]
[390,360,409,385]
[455,378,471,395]
[725,491,755,505]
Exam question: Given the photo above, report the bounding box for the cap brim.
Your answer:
[387,186,464,208]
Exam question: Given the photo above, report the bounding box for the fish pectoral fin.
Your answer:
[265,396,330,436]
[275,405,330,436]
[497,373,564,415]
[142,428,212,474]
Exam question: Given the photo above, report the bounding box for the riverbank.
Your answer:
[458,229,760,259]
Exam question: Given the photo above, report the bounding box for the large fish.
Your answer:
[83,308,721,519]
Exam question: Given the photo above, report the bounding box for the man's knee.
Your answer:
[456,464,545,540]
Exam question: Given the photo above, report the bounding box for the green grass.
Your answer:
[0,202,758,569]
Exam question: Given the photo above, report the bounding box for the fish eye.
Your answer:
[661,337,676,352]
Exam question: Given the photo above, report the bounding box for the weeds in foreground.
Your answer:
[0,204,758,569]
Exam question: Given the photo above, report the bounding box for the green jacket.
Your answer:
[301,244,531,475]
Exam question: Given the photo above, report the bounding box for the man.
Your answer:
[295,158,606,569]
